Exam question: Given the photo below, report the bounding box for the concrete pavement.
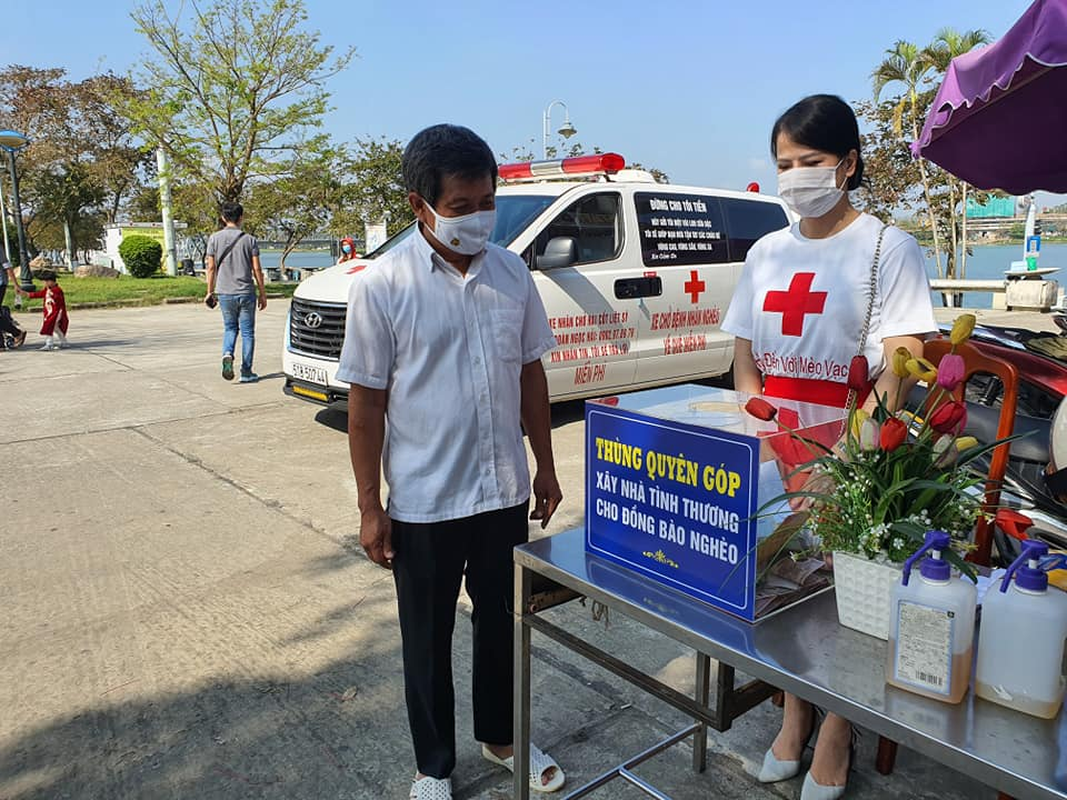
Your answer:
[0,302,996,799]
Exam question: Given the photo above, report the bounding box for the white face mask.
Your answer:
[777,160,847,219]
[423,201,496,255]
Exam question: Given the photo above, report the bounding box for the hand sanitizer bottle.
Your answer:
[976,540,1067,718]
[886,531,977,704]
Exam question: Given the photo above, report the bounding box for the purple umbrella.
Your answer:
[912,0,1067,194]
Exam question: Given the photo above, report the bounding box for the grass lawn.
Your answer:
[15,274,297,310]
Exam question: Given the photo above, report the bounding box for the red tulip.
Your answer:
[847,355,870,392]
[879,417,907,452]
[745,397,778,421]
[936,354,966,392]
[929,401,967,434]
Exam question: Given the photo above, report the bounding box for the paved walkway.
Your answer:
[0,302,1023,799]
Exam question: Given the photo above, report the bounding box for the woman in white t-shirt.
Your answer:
[722,95,936,799]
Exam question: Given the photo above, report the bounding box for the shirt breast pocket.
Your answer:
[488,306,524,364]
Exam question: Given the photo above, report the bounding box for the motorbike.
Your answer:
[920,317,1067,565]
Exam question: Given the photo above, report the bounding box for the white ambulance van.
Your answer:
[283,154,790,404]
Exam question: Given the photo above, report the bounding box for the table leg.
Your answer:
[693,652,710,773]
[712,658,736,732]
[876,736,898,776]
[514,562,532,800]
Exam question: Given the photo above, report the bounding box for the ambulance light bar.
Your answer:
[499,153,626,182]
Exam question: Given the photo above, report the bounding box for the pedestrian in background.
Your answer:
[336,236,359,264]
[23,270,69,351]
[204,202,267,383]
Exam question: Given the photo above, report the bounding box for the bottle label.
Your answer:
[893,600,954,696]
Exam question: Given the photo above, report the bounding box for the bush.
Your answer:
[118,235,163,278]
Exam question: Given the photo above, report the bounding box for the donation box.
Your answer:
[585,385,846,622]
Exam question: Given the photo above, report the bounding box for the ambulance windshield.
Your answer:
[363,194,555,259]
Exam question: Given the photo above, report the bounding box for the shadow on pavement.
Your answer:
[0,591,410,800]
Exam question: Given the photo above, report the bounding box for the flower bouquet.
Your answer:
[744,314,1016,637]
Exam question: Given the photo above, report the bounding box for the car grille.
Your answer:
[289,298,347,359]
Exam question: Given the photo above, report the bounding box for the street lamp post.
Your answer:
[0,165,10,266]
[542,100,577,160]
[0,130,31,289]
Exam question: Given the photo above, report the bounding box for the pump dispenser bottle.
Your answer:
[886,531,977,704]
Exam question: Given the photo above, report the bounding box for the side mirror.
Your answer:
[536,237,577,270]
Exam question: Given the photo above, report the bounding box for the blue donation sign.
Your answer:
[583,385,843,622]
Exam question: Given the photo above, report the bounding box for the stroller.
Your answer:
[0,305,25,349]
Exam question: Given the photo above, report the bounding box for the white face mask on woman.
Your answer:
[423,201,496,255]
[777,160,847,219]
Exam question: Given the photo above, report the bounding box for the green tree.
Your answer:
[872,41,944,277]
[251,141,347,267]
[125,0,355,204]
[921,28,992,279]
[32,163,106,256]
[330,137,413,239]
[0,66,148,260]
[852,98,922,221]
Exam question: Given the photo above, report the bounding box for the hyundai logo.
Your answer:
[304,312,323,329]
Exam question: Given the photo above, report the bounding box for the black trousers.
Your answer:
[392,502,529,779]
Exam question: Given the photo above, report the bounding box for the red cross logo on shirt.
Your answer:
[346,264,367,274]
[684,270,705,304]
[762,272,827,336]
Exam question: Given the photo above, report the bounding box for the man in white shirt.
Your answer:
[338,124,565,799]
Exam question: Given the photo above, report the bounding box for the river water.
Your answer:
[926,243,1067,308]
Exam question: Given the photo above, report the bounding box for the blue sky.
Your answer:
[2,0,1059,206]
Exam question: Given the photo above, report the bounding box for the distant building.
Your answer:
[966,196,1017,219]
[103,222,187,273]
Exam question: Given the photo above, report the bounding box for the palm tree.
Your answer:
[873,41,943,278]
[923,28,992,281]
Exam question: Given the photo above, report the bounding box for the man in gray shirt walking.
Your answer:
[205,202,267,382]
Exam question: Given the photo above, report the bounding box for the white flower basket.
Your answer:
[832,550,902,640]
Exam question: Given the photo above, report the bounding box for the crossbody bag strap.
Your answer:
[845,223,889,412]
[214,230,247,273]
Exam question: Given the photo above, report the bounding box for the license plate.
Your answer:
[291,361,328,385]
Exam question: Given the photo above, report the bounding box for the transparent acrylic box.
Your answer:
[584,384,847,621]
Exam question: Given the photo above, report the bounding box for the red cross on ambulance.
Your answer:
[684,270,705,304]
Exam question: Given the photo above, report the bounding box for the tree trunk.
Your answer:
[911,93,943,279]
[63,218,75,269]
[960,182,969,280]
[283,237,298,281]
[947,179,959,279]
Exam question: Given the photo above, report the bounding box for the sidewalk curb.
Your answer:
[17,294,292,312]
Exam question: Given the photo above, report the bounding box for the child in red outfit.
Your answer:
[23,270,69,350]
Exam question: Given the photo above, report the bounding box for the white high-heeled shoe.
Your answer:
[757,747,802,783]
[800,740,854,799]
[800,770,847,800]
[758,714,817,783]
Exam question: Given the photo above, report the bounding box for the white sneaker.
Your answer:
[39,342,55,351]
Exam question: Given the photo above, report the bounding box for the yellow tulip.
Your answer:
[950,313,977,345]
[905,357,938,383]
[955,436,979,452]
[850,407,871,438]
[891,346,912,378]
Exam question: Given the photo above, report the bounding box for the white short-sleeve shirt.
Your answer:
[722,213,936,382]
[337,228,557,523]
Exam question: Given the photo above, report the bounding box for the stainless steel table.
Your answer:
[513,527,1067,800]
